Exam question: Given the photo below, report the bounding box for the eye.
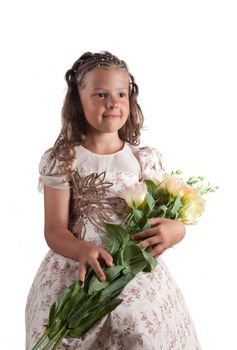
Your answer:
[96,92,107,98]
[119,92,127,98]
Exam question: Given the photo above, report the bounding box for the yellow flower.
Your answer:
[118,182,148,209]
[179,188,206,224]
[157,174,189,198]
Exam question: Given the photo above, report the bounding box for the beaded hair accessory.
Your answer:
[67,51,128,87]
[74,51,126,71]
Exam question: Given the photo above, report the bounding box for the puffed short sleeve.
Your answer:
[136,146,165,182]
[38,148,71,193]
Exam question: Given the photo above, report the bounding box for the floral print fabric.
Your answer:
[25,143,201,349]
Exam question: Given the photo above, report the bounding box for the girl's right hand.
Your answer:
[77,240,113,282]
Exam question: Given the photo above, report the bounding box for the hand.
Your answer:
[77,240,113,283]
[131,218,186,258]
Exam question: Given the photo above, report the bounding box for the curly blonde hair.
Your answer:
[50,51,144,180]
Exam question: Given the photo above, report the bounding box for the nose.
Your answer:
[105,96,118,109]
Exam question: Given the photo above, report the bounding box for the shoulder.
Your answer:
[128,144,165,169]
[38,147,70,192]
[128,144,165,180]
[39,147,61,176]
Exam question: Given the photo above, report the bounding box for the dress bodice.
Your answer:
[38,142,165,241]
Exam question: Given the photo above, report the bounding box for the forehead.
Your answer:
[82,68,129,89]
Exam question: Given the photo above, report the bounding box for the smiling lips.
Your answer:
[103,114,120,119]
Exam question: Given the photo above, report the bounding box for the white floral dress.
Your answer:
[25,143,201,350]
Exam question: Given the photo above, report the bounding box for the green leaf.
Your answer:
[151,204,168,218]
[143,264,152,272]
[133,208,144,222]
[60,289,86,323]
[88,275,110,294]
[48,317,64,339]
[54,281,77,314]
[167,196,181,219]
[171,196,181,213]
[132,208,150,230]
[141,249,158,270]
[99,273,134,302]
[68,294,101,328]
[101,236,114,253]
[103,222,130,243]
[83,267,96,292]
[101,235,121,255]
[140,216,149,230]
[141,220,151,230]
[145,192,156,211]
[105,265,125,281]
[68,298,123,338]
[144,179,158,197]
[47,284,82,337]
[142,203,150,216]
[48,302,56,327]
[121,245,149,275]
[102,222,130,255]
[88,265,125,295]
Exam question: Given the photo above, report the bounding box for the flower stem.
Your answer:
[31,329,49,350]
[125,213,134,231]
[122,212,132,228]
[51,329,69,350]
[41,326,67,350]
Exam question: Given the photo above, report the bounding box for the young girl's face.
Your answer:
[79,68,130,136]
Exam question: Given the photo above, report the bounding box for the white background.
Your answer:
[0,1,236,349]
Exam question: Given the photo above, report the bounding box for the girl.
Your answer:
[25,51,201,349]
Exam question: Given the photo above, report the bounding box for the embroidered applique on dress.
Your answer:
[69,170,127,239]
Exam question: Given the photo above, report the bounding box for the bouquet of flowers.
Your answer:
[32,171,217,350]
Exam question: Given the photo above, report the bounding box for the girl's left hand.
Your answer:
[131,218,186,258]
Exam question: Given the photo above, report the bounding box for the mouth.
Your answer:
[102,114,120,119]
[103,114,120,117]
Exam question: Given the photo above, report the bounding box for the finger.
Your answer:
[150,244,166,258]
[132,226,158,240]
[153,248,166,258]
[137,236,162,249]
[148,217,163,226]
[78,262,87,284]
[99,249,113,267]
[91,259,106,281]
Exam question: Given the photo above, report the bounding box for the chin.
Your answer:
[101,127,122,134]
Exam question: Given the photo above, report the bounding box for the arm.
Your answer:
[44,184,81,259]
[43,185,113,281]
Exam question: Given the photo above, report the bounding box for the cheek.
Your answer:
[123,100,130,114]
[84,100,101,115]
[121,99,129,109]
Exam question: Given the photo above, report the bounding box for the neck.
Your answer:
[81,132,124,155]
